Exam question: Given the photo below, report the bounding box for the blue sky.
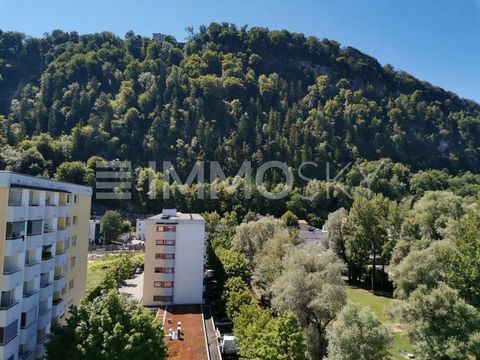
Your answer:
[1,0,479,102]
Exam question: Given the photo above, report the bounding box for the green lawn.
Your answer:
[87,252,144,291]
[346,285,413,360]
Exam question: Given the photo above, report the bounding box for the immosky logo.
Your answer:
[94,160,385,201]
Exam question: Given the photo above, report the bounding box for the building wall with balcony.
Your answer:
[0,172,92,360]
[0,188,7,290]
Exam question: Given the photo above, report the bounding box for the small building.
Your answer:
[136,219,146,240]
[89,219,101,244]
[143,209,206,306]
[298,220,328,245]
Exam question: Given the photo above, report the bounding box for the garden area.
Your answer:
[346,285,413,360]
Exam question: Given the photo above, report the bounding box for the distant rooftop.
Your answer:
[0,170,92,195]
[147,209,204,222]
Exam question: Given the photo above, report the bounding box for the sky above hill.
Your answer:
[1,0,479,102]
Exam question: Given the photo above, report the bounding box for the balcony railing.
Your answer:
[25,260,39,267]
[6,233,24,241]
[0,300,19,310]
[3,267,22,275]
[23,290,38,298]
[54,274,64,280]
[42,252,53,261]
[52,298,63,306]
[40,280,52,288]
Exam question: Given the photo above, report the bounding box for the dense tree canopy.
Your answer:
[1,24,480,183]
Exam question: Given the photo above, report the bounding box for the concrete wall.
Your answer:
[173,222,205,304]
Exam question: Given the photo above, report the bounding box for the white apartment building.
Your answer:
[0,172,92,360]
[143,209,205,307]
[135,219,146,241]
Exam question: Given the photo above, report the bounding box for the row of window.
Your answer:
[154,267,175,273]
[154,281,174,288]
[156,225,176,232]
[155,253,175,260]
[153,295,173,302]
[155,239,175,246]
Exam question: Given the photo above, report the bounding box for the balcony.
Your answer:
[40,257,54,273]
[19,350,35,360]
[21,292,39,312]
[0,301,21,327]
[52,299,64,318]
[43,231,57,246]
[23,262,41,281]
[25,234,42,251]
[2,268,23,289]
[7,205,28,222]
[38,309,52,329]
[39,282,53,301]
[57,229,68,241]
[4,237,25,256]
[45,205,59,219]
[54,252,67,267]
[58,206,70,218]
[20,321,38,344]
[53,276,65,292]
[27,206,45,221]
[0,333,19,359]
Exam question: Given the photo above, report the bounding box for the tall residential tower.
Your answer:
[0,172,91,360]
[143,209,205,307]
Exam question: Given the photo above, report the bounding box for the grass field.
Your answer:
[87,252,144,291]
[346,285,413,360]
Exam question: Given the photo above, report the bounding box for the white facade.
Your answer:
[135,219,146,241]
[88,219,100,244]
[143,209,205,307]
[0,172,92,360]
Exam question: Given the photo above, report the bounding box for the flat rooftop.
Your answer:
[147,213,204,222]
[157,305,208,360]
[0,171,92,195]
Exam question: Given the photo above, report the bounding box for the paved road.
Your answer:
[119,272,144,303]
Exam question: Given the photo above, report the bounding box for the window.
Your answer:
[21,306,37,328]
[72,216,77,225]
[27,220,42,236]
[71,236,77,247]
[153,295,173,302]
[0,290,15,308]
[154,267,174,274]
[0,319,18,345]
[73,195,78,204]
[6,222,24,239]
[154,281,174,288]
[156,239,176,246]
[65,217,70,227]
[61,287,67,295]
[69,280,74,290]
[156,225,176,232]
[155,253,175,260]
[66,194,71,204]
[70,257,76,268]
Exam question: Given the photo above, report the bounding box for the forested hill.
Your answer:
[1,23,480,178]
